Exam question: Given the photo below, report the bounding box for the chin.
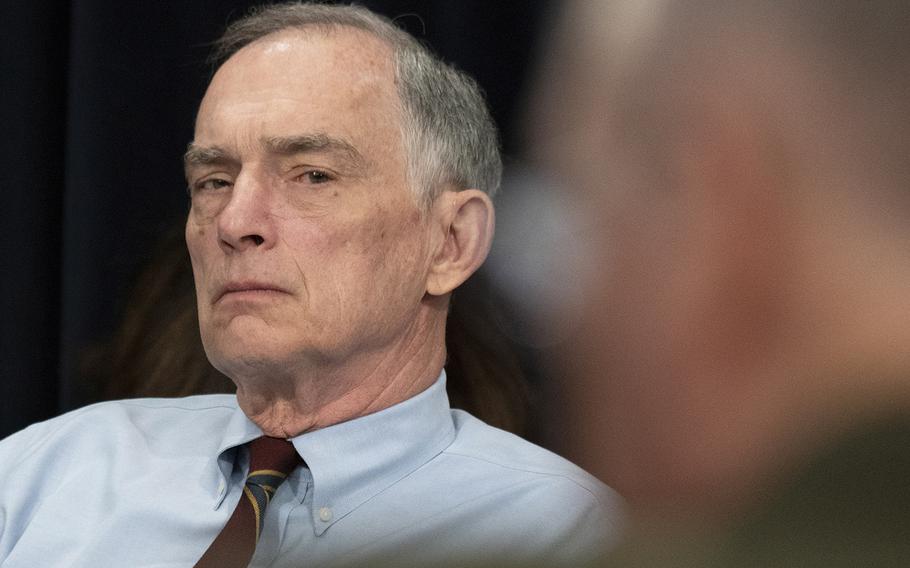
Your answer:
[205,334,334,383]
[203,327,292,375]
[208,346,293,380]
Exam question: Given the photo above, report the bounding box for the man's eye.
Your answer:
[194,178,233,192]
[298,170,333,184]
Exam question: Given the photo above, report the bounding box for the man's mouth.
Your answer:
[214,282,290,304]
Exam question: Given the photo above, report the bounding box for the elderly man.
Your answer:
[534,0,910,563]
[0,3,620,567]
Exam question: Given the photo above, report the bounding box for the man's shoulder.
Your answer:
[0,395,238,467]
[444,409,621,508]
[414,409,626,558]
[15,394,238,434]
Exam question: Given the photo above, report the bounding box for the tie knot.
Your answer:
[247,436,301,477]
[194,436,302,567]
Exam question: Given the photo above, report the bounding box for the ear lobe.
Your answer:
[426,189,495,296]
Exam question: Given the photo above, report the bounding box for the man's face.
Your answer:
[185,28,432,379]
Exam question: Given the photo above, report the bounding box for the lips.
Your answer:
[214,281,290,304]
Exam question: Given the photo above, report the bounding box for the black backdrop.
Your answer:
[0,0,551,438]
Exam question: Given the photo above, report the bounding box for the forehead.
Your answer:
[195,27,401,146]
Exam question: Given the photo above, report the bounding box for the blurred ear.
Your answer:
[426,189,494,296]
[675,102,795,373]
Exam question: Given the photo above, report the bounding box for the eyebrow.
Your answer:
[183,133,368,173]
[183,144,233,170]
[262,133,365,166]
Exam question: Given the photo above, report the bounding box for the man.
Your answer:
[533,0,910,563]
[0,4,621,567]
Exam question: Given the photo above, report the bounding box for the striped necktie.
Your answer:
[195,436,302,568]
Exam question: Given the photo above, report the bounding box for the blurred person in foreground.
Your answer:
[0,3,622,566]
[533,0,910,564]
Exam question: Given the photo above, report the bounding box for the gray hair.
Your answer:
[211,2,502,208]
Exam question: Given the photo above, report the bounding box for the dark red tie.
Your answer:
[195,436,302,568]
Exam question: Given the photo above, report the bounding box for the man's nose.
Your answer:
[217,172,276,253]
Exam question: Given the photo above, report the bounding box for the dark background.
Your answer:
[0,1,554,438]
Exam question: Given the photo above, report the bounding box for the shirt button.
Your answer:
[318,507,333,522]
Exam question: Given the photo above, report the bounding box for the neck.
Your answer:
[234,301,448,438]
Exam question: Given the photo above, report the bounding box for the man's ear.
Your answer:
[426,189,494,296]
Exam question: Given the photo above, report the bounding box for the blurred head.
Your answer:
[535,0,910,516]
[185,3,496,385]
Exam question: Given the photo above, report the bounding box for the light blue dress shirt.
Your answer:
[0,372,623,567]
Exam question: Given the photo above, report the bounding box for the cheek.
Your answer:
[367,209,426,272]
[333,203,424,260]
[265,196,429,307]
[189,192,230,223]
[185,221,212,271]
[337,208,429,303]
[184,220,222,315]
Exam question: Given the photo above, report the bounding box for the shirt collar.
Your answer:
[213,399,265,506]
[214,371,456,533]
[291,371,455,535]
